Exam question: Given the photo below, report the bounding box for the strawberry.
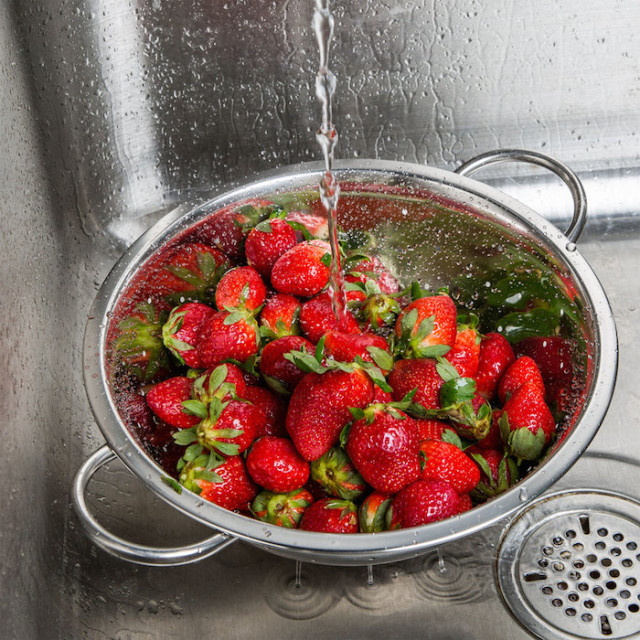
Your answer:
[271,240,332,297]
[197,200,281,261]
[418,440,480,495]
[251,488,314,528]
[514,336,574,412]
[155,242,230,306]
[346,255,400,295]
[299,293,362,343]
[145,376,200,429]
[259,293,302,340]
[414,418,456,442]
[162,302,216,368]
[309,447,367,501]
[214,266,266,312]
[323,331,392,371]
[467,447,519,499]
[111,302,170,382]
[195,399,262,456]
[394,293,457,358]
[474,332,515,400]
[389,358,444,411]
[498,355,546,404]
[386,480,462,529]
[458,493,473,512]
[241,385,287,438]
[190,363,247,404]
[179,453,257,511]
[286,368,375,461]
[299,498,359,533]
[499,382,556,460]
[345,406,420,493]
[259,335,316,394]
[245,218,299,278]
[285,211,328,239]
[358,491,392,533]
[246,436,310,493]
[197,310,259,367]
[444,319,481,379]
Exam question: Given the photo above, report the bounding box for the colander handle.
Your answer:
[71,445,236,566]
[454,149,587,243]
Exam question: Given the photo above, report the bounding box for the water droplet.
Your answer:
[566,242,577,252]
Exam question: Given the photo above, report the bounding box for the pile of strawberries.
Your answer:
[112,200,572,533]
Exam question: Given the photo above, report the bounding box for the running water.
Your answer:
[312,0,347,323]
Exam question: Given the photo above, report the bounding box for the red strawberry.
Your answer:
[286,368,375,461]
[259,335,316,394]
[299,293,362,343]
[394,294,457,358]
[197,399,262,456]
[418,440,480,495]
[299,498,359,533]
[309,447,367,501]
[191,363,247,404]
[246,436,310,493]
[386,480,462,529]
[197,200,280,262]
[500,382,556,460]
[251,488,314,528]
[467,447,519,499]
[345,406,420,493]
[197,311,259,367]
[358,491,392,533]
[389,358,444,411]
[458,493,473,512]
[285,211,328,239]
[498,355,546,404]
[179,454,257,511]
[514,336,574,412]
[271,240,331,297]
[323,331,391,371]
[346,256,400,295]
[445,322,481,379]
[111,302,171,382]
[146,376,200,429]
[474,332,515,400]
[241,385,287,437]
[414,418,456,442]
[245,218,299,278]
[162,302,216,368]
[154,242,230,305]
[259,293,302,339]
[214,266,266,312]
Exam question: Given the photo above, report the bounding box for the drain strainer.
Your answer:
[497,490,640,640]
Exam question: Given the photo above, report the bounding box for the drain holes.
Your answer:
[626,577,637,586]
[579,514,591,535]
[573,542,584,551]
[552,598,563,607]
[598,528,609,537]
[602,558,613,567]
[596,541,607,550]
[541,586,553,595]
[610,569,620,578]
[566,529,577,539]
[584,599,595,609]
[586,554,597,563]
[601,614,613,636]
[553,536,564,546]
[565,607,577,617]
[538,558,549,568]
[627,541,638,551]
[578,583,589,592]
[607,598,619,608]
[611,547,621,556]
[606,581,617,590]
[568,592,579,602]
[622,559,633,567]
[553,562,565,572]
[594,586,605,596]
[558,581,569,591]
[629,604,639,613]
[523,571,547,582]
[573,559,585,568]
[620,590,631,599]
[582,613,593,622]
[542,546,553,556]
[590,570,601,580]
[615,611,627,620]
[613,533,624,542]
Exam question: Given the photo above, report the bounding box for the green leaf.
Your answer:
[441,429,463,450]
[435,358,460,382]
[410,281,431,300]
[263,373,291,396]
[320,253,332,269]
[194,469,223,483]
[223,311,244,325]
[400,308,419,334]
[181,399,208,420]
[470,452,494,481]
[315,334,326,362]
[366,346,393,371]
[508,427,547,461]
[414,316,435,342]
[207,364,229,394]
[161,476,182,494]
[284,350,327,374]
[348,407,365,422]
[363,365,392,393]
[212,441,240,456]
[254,220,273,233]
[415,344,451,358]
[173,427,198,445]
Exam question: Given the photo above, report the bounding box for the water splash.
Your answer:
[313,0,347,323]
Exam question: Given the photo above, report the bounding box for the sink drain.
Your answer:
[497,490,640,640]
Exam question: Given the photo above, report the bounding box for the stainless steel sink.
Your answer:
[2,1,640,638]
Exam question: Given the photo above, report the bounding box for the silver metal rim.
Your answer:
[454,148,588,243]
[71,445,236,566]
[80,157,618,565]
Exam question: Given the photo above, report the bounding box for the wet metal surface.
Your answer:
[2,1,640,637]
